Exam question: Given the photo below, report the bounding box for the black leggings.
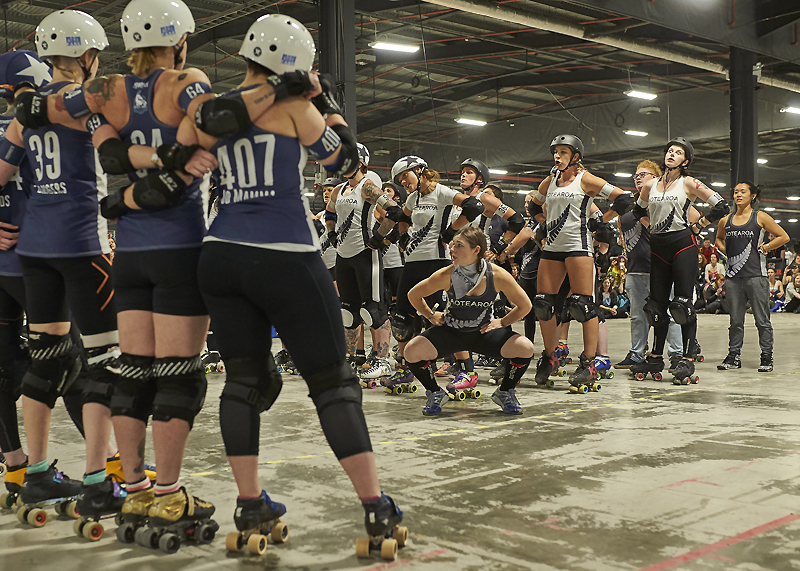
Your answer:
[518,275,537,341]
[396,259,448,318]
[650,229,699,355]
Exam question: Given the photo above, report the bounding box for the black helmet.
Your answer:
[322,177,342,187]
[663,137,693,166]
[460,158,490,186]
[382,181,407,205]
[549,134,585,161]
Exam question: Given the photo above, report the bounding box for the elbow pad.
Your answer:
[310,74,342,116]
[506,211,524,234]
[706,199,730,223]
[325,124,359,178]
[460,196,484,221]
[324,210,337,223]
[99,190,130,220]
[194,92,250,138]
[528,200,543,218]
[131,170,187,210]
[97,138,134,175]
[610,192,633,215]
[14,91,51,130]
[384,204,404,222]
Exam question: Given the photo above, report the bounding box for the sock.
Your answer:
[28,459,49,474]
[360,495,381,504]
[356,349,365,357]
[456,357,474,373]
[127,477,151,493]
[83,469,105,485]
[500,357,532,391]
[559,339,568,346]
[406,360,441,392]
[154,481,180,496]
[237,494,261,501]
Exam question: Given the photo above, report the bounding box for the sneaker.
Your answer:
[717,353,741,370]
[758,353,773,372]
[614,352,637,370]
[491,388,522,415]
[474,355,491,368]
[490,360,506,380]
[422,389,450,416]
[434,361,453,377]
[361,358,393,379]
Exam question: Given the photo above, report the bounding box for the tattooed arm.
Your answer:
[361,178,398,236]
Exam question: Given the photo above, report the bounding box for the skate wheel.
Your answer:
[692,375,699,384]
[17,507,29,524]
[394,386,404,395]
[473,389,481,399]
[83,521,104,541]
[455,391,466,401]
[204,365,213,373]
[607,371,614,379]
[558,370,567,377]
[218,364,226,373]
[592,382,602,392]
[355,537,371,558]
[271,521,288,543]
[116,522,137,544]
[546,379,555,388]
[73,518,85,536]
[654,373,663,381]
[392,525,408,547]
[225,531,243,552]
[409,384,417,393]
[381,538,398,561]
[136,526,159,548]
[0,493,11,509]
[197,522,216,544]
[635,373,645,381]
[28,508,47,527]
[247,533,267,555]
[159,532,181,554]
[697,355,704,362]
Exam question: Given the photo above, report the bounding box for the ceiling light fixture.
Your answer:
[711,182,726,187]
[516,190,529,195]
[489,169,508,175]
[614,172,632,178]
[371,42,419,53]
[303,192,315,197]
[625,90,657,100]
[789,219,798,223]
[455,118,487,126]
[624,130,648,137]
[781,107,800,114]
[764,207,776,211]
[757,158,768,164]
[787,196,800,200]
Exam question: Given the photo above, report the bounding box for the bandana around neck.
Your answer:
[451,259,486,299]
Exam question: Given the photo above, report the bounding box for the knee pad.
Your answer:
[82,344,122,408]
[360,302,388,330]
[306,360,359,400]
[643,297,668,328]
[151,355,207,429]
[220,355,282,414]
[533,293,557,321]
[310,379,362,416]
[310,378,372,460]
[341,301,363,329]
[566,294,598,323]
[110,353,156,422]
[21,332,82,409]
[668,296,696,325]
[390,310,415,342]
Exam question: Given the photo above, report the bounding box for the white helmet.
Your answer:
[240,14,315,75]
[36,10,108,59]
[357,143,369,166]
[120,0,195,50]
[391,156,427,185]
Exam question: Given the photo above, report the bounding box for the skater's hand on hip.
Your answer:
[428,311,445,326]
[480,318,504,334]
[0,222,19,250]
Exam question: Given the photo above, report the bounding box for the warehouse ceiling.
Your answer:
[1,0,800,225]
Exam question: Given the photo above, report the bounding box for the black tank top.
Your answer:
[519,219,541,280]
[725,210,766,279]
[619,211,650,274]
[443,263,496,332]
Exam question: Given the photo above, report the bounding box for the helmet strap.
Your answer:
[79,52,98,83]
[173,39,187,68]
[554,150,578,182]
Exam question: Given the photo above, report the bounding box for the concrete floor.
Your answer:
[2,313,800,571]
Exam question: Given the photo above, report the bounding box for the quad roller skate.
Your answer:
[668,355,681,374]
[356,493,407,561]
[381,366,417,395]
[535,350,559,389]
[0,460,26,509]
[568,353,601,394]
[362,351,379,372]
[105,453,156,484]
[488,360,506,385]
[631,355,665,381]
[474,355,492,368]
[225,491,288,556]
[278,356,297,375]
[614,352,637,370]
[73,478,127,541]
[445,370,480,401]
[686,339,704,363]
[491,388,522,415]
[17,460,81,527]
[360,358,393,389]
[134,487,218,554]
[593,355,615,379]
[422,389,450,416]
[672,359,699,385]
[556,342,572,366]
[114,487,154,544]
[202,350,225,374]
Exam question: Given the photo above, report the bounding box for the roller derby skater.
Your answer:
[225,491,288,556]
[189,15,407,561]
[404,227,533,416]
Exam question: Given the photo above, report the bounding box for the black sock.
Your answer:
[407,360,441,392]
[456,357,474,373]
[500,357,531,391]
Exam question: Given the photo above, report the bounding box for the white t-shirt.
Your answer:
[403,183,459,262]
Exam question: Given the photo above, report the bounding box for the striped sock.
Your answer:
[127,477,151,493]
[154,481,180,496]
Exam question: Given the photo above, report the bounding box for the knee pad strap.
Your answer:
[221,355,282,413]
[151,355,207,428]
[310,379,362,416]
[643,296,669,327]
[82,344,122,408]
[110,353,155,422]
[306,360,359,400]
[21,333,81,408]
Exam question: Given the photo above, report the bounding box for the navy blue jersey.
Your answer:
[206,90,318,251]
[0,113,32,276]
[116,70,205,252]
[18,82,109,258]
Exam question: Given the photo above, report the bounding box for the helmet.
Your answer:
[460,158,490,186]
[391,156,427,185]
[0,51,51,98]
[663,137,694,166]
[357,143,369,166]
[240,14,315,75]
[36,10,108,59]
[549,134,585,161]
[322,177,342,187]
[120,0,195,50]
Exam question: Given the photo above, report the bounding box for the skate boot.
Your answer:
[489,360,506,384]
[18,460,81,527]
[105,453,157,484]
[361,351,379,372]
[759,353,773,373]
[491,388,522,415]
[115,486,154,544]
[568,353,601,394]
[136,487,218,553]
[356,492,407,561]
[717,353,741,370]
[381,366,416,395]
[74,478,127,541]
[0,453,4,478]
[631,355,664,381]
[279,356,297,375]
[614,352,637,370]
[0,460,26,509]
[360,358,393,389]
[422,389,450,416]
[672,359,699,385]
[445,370,480,400]
[668,355,681,374]
[202,350,223,373]
[686,339,704,362]
[593,355,614,379]
[225,491,288,556]
[534,350,559,388]
[275,349,290,367]
[556,342,571,366]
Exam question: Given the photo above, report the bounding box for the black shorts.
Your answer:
[384,267,403,299]
[19,254,116,335]
[198,242,347,380]
[396,259,449,317]
[0,276,25,321]
[113,248,206,316]
[541,250,592,261]
[335,249,384,307]
[420,325,517,360]
[328,267,336,282]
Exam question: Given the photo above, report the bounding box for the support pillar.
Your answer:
[318,0,357,136]
[729,48,759,189]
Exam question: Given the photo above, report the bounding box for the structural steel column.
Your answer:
[318,0,357,136]
[729,47,759,189]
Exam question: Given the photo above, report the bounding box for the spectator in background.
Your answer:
[107,233,116,261]
[700,236,721,264]
[704,252,725,286]
[597,277,618,321]
[607,256,627,290]
[704,275,730,315]
[765,232,786,277]
[616,282,630,318]
[768,268,784,312]
[785,273,800,313]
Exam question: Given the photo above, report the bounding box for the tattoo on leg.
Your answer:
[377,341,389,358]
[345,328,357,355]
[134,437,146,476]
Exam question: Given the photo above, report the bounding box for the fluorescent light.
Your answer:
[371,42,419,53]
[789,219,798,223]
[625,90,657,100]
[707,227,715,232]
[764,207,776,211]
[774,219,781,223]
[781,107,800,114]
[787,196,800,200]
[757,158,768,164]
[455,118,487,126]
[516,190,529,195]
[303,192,315,197]
[624,130,648,137]
[489,169,508,175]
[697,203,709,207]
[711,182,726,187]
[614,172,632,178]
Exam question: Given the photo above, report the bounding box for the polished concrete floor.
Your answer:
[2,313,800,571]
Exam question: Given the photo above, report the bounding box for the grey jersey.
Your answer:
[647,176,692,234]
[725,210,766,279]
[544,171,593,253]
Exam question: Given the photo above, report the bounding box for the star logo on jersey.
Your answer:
[16,53,52,86]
